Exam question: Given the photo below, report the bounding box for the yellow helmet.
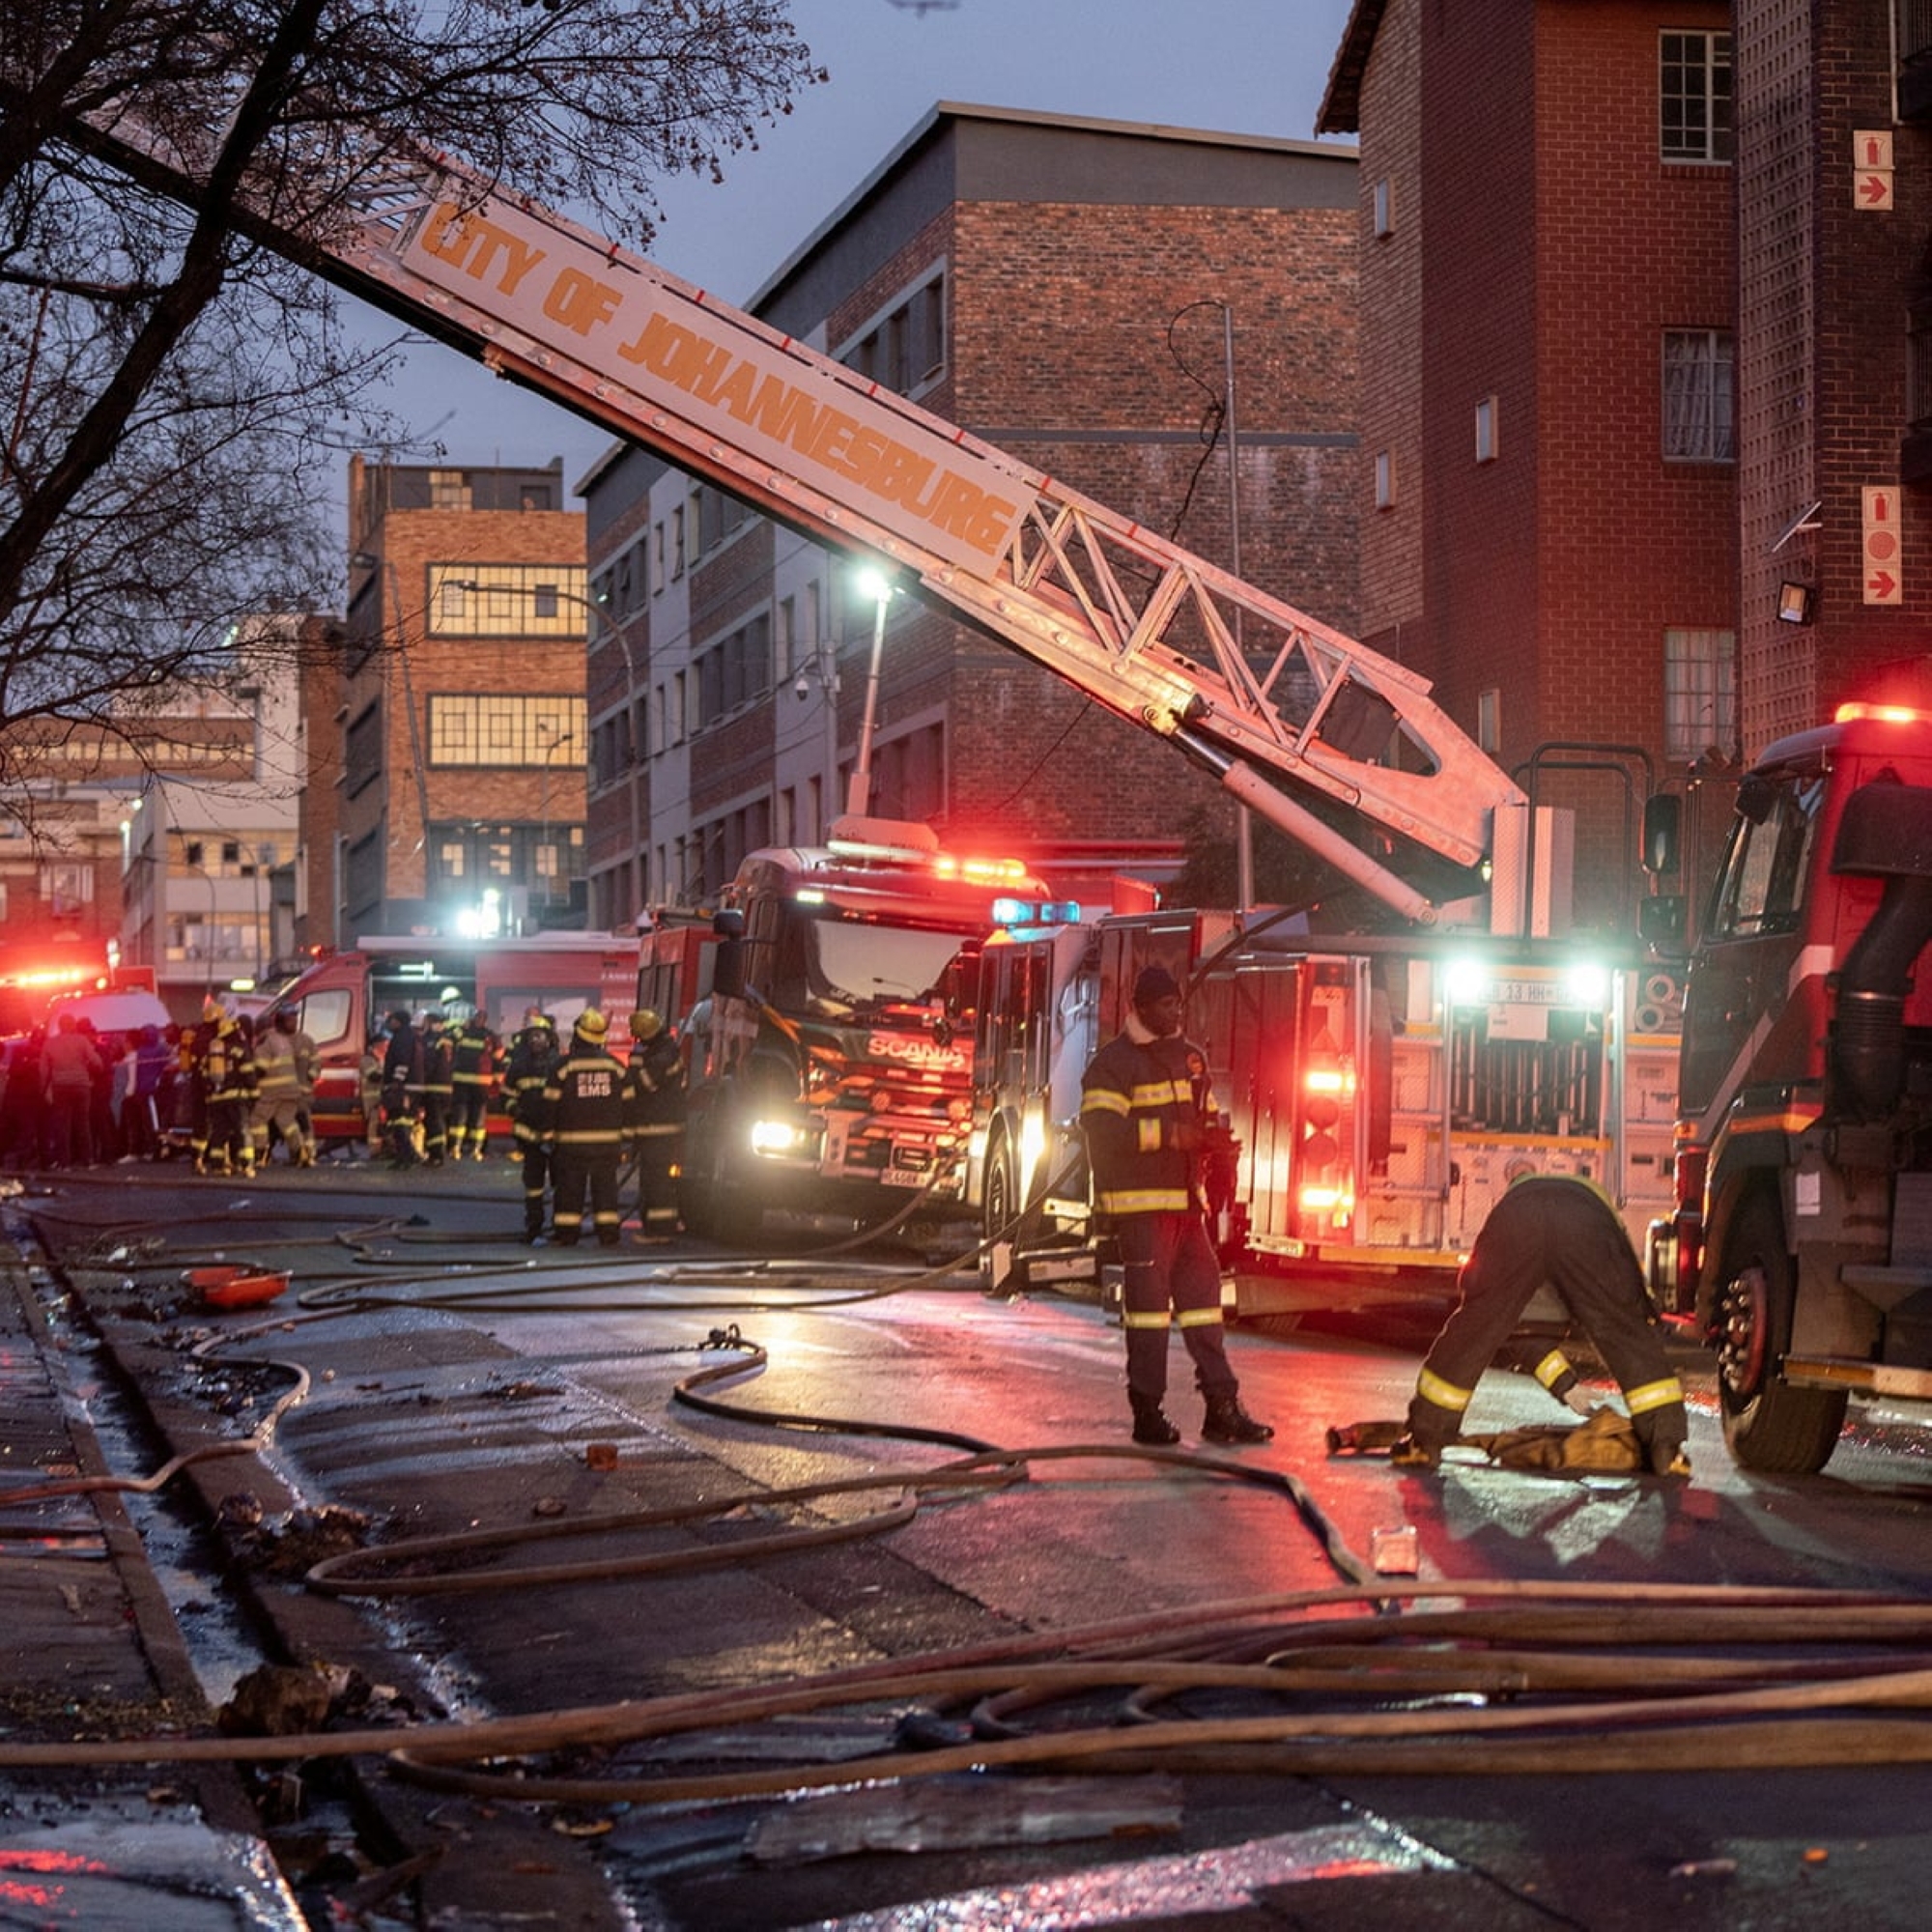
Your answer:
[630,1009,664,1040]
[574,1009,609,1041]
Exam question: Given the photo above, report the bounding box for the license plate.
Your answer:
[883,1167,927,1188]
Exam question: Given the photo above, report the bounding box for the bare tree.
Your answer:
[0,0,823,792]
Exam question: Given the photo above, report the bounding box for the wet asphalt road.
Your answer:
[12,1154,1932,1928]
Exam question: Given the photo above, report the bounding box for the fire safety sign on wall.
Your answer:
[1863,486,1904,606]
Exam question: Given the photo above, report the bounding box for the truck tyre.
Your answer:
[678,1104,759,1244]
[981,1134,1019,1251]
[1715,1196,1847,1475]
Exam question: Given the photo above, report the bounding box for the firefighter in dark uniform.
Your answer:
[542,1009,637,1248]
[200,1012,259,1177]
[447,1009,497,1159]
[417,1010,454,1166]
[381,1009,424,1168]
[502,1013,560,1241]
[1393,1170,1691,1475]
[1079,964,1272,1447]
[626,1009,686,1237]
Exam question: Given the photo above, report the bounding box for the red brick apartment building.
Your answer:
[329,458,587,944]
[579,104,1360,923]
[1321,0,1737,931]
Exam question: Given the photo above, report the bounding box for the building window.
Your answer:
[428,469,472,510]
[427,695,587,767]
[1477,689,1500,756]
[1661,30,1732,163]
[1664,627,1737,763]
[1374,450,1396,510]
[1662,329,1735,462]
[1474,396,1499,464]
[837,268,950,397]
[1372,178,1394,238]
[426,564,589,637]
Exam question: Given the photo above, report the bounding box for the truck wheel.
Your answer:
[1715,1197,1847,1475]
[981,1137,1020,1249]
[678,1107,759,1245]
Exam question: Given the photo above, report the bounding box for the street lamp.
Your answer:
[847,564,895,818]
[535,720,574,905]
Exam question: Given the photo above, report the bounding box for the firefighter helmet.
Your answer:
[630,1009,664,1040]
[574,1009,608,1041]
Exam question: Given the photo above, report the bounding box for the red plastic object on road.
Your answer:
[184,1264,291,1310]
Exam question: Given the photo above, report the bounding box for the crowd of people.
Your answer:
[0,995,690,1242]
[365,1002,688,1245]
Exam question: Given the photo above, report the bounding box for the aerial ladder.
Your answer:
[51,84,1525,924]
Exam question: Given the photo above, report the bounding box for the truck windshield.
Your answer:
[775,914,970,1019]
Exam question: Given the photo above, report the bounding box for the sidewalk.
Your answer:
[0,1221,306,1928]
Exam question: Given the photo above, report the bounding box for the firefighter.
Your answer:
[380,1009,424,1168]
[502,1012,560,1241]
[542,1009,637,1248]
[1392,1170,1691,1475]
[1079,964,1272,1447]
[199,1012,259,1177]
[626,1009,686,1237]
[252,1006,318,1167]
[418,1010,454,1166]
[447,1008,497,1158]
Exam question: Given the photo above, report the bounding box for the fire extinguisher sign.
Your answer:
[1863,486,1904,606]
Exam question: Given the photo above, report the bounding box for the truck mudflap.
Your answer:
[1782,1354,1932,1400]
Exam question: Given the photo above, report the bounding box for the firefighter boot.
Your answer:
[1129,1391,1180,1446]
[1202,1391,1274,1445]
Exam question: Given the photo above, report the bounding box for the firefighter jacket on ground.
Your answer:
[1079,1022,1222,1217]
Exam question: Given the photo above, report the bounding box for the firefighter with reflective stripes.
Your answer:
[1080,965,1272,1448]
[542,1009,638,1247]
[447,1009,497,1158]
[503,1013,559,1241]
[418,1010,454,1166]
[1393,1171,1690,1475]
[199,1013,259,1178]
[626,1009,686,1237]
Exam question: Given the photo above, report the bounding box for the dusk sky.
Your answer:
[342,0,1358,499]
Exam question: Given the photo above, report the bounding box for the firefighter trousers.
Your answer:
[552,1144,622,1247]
[1406,1179,1687,1455]
[1116,1209,1238,1405]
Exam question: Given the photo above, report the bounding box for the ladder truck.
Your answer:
[52,77,1676,1269]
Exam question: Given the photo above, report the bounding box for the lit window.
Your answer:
[1662,329,1736,462]
[1663,628,1737,763]
[1661,31,1733,163]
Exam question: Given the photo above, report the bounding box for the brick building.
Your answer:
[580,104,1359,923]
[334,458,587,943]
[1321,0,1738,933]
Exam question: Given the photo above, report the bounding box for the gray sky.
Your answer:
[345,0,1357,498]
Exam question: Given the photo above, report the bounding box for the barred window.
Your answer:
[1662,329,1735,462]
[1661,31,1732,163]
[426,564,587,638]
[1664,628,1736,764]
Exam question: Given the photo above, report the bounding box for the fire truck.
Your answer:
[1644,699,1932,1475]
[66,84,1679,1264]
[270,934,640,1143]
[672,815,1069,1236]
[968,905,1682,1311]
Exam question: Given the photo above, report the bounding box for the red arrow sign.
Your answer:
[1868,570,1898,600]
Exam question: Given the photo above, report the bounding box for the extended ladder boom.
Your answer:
[68,92,1525,923]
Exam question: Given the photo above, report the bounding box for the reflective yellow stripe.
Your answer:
[1176,1308,1224,1328]
[1097,1188,1194,1213]
[554,1129,624,1146]
[1081,1090,1130,1118]
[1416,1367,1473,1412]
[1533,1350,1573,1389]
[1122,1311,1172,1330]
[1129,1079,1185,1108]
[1625,1376,1685,1415]
[1136,1119,1162,1153]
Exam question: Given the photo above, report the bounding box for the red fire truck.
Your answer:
[671,815,1074,1236]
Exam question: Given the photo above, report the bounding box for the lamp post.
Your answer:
[535,720,574,907]
[847,565,895,818]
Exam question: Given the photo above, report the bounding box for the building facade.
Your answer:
[581,104,1361,923]
[1321,0,1738,932]
[336,458,588,943]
